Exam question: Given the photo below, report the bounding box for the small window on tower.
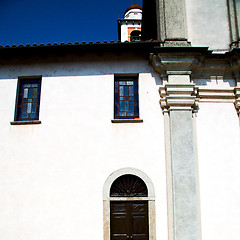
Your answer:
[114,76,139,119]
[15,77,42,121]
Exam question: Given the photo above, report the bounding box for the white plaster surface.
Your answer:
[121,24,129,42]
[196,102,240,240]
[185,0,230,50]
[0,55,167,240]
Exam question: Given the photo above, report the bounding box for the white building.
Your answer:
[0,1,240,240]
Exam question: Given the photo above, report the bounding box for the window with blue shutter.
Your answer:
[15,78,42,121]
[114,76,139,119]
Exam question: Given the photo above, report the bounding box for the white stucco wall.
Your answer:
[1,52,240,240]
[196,102,240,240]
[121,24,129,42]
[185,0,230,51]
[0,54,168,240]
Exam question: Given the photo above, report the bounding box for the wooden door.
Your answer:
[110,201,149,240]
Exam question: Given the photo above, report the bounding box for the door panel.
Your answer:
[110,201,149,240]
[131,203,148,240]
[111,202,129,240]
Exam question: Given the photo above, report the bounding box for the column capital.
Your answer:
[159,83,198,112]
[150,47,209,77]
[229,49,240,84]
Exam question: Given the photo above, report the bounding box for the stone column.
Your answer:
[156,0,190,46]
[227,0,240,48]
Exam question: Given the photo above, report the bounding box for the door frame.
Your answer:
[103,168,156,240]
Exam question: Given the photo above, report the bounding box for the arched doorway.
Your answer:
[110,174,149,240]
[103,168,156,240]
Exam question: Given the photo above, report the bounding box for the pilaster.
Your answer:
[151,50,201,240]
[227,0,240,48]
[159,74,200,240]
[156,0,190,46]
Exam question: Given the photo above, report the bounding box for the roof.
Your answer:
[0,40,161,60]
[124,3,142,16]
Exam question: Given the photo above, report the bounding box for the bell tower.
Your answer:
[118,3,142,42]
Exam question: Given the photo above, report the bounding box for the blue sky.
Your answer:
[0,0,142,46]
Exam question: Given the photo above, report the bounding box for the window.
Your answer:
[15,77,42,121]
[114,76,139,119]
[110,174,148,197]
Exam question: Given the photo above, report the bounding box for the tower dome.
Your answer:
[124,3,142,19]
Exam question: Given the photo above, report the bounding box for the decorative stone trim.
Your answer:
[10,120,41,125]
[103,168,155,199]
[234,87,240,115]
[159,83,198,111]
[197,87,235,102]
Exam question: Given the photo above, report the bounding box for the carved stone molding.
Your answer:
[234,87,240,115]
[197,87,235,102]
[159,83,198,112]
[149,47,209,80]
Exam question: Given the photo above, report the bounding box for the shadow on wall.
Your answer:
[0,53,156,79]
[192,77,236,87]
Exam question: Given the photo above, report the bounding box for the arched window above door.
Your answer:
[110,174,148,197]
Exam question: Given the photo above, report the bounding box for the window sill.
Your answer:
[111,119,143,123]
[10,120,41,125]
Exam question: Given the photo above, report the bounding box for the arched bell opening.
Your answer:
[130,30,141,42]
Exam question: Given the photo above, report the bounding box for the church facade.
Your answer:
[0,1,240,240]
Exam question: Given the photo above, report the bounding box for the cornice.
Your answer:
[197,87,235,102]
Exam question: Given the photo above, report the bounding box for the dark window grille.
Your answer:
[110,174,148,197]
[15,78,41,121]
[114,76,139,119]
